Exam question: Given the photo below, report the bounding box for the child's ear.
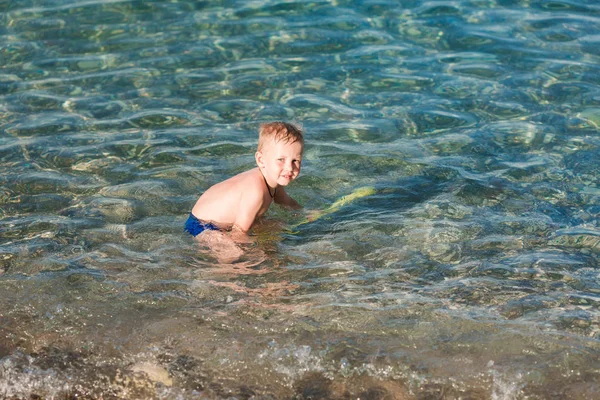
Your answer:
[255,151,265,168]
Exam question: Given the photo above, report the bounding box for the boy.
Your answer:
[185,121,304,239]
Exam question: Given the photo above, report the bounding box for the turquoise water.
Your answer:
[2,0,600,398]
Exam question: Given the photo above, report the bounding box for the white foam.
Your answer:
[0,354,70,398]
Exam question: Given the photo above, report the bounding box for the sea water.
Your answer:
[1,0,600,398]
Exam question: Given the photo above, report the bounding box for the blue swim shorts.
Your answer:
[184,213,219,237]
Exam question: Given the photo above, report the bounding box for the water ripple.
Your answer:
[2,0,600,397]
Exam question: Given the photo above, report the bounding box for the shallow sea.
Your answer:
[1,0,600,398]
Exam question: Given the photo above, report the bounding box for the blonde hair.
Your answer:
[257,121,304,152]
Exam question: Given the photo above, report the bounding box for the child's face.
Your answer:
[259,138,303,186]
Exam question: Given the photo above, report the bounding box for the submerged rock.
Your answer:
[86,197,139,223]
[500,295,562,319]
[130,361,173,386]
[550,228,600,253]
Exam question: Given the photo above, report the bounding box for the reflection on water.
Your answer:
[2,0,600,398]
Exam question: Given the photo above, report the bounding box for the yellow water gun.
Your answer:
[290,186,376,229]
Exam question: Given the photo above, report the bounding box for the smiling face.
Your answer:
[256,137,303,188]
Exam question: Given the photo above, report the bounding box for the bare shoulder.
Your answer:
[233,168,265,195]
[210,168,260,193]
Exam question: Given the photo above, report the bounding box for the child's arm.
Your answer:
[232,186,264,233]
[274,187,302,210]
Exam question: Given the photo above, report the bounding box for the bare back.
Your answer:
[191,168,272,231]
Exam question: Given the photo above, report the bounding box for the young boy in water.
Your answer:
[185,121,303,239]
